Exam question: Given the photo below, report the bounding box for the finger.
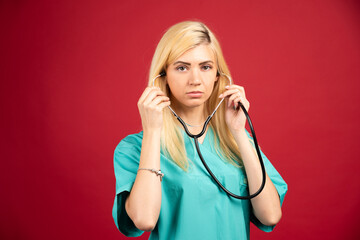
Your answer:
[235,97,250,111]
[233,95,243,109]
[156,100,171,111]
[224,85,246,98]
[144,89,166,106]
[143,89,167,106]
[150,95,170,106]
[138,87,159,104]
[219,88,242,99]
[228,92,243,107]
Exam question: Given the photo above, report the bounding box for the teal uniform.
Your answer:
[112,127,287,239]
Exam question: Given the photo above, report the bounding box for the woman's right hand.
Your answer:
[137,87,171,132]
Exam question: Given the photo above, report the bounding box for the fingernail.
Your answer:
[219,94,223,98]
[225,85,230,89]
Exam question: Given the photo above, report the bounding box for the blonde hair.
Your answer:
[149,21,244,171]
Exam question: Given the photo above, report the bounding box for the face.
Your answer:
[166,44,218,110]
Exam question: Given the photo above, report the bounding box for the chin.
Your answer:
[184,99,206,108]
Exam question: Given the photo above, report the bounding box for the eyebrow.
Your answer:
[173,60,214,66]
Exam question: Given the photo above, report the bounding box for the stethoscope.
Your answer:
[152,71,266,200]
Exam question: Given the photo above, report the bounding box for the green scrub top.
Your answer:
[112,127,288,239]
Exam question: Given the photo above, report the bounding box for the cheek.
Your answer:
[167,80,178,88]
[205,81,217,96]
[167,80,183,97]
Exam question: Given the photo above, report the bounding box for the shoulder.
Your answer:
[118,131,143,146]
[244,129,252,139]
[113,131,144,166]
[115,131,144,152]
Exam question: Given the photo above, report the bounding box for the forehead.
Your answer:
[174,44,215,64]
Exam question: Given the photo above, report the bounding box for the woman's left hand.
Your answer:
[219,84,250,134]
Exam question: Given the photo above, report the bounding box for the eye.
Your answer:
[176,66,188,72]
[202,65,213,71]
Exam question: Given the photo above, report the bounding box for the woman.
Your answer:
[112,21,287,239]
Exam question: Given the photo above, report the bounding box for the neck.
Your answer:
[170,98,207,127]
[175,106,207,126]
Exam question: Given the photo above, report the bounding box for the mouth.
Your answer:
[186,91,203,98]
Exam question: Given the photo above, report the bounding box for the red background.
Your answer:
[1,0,359,239]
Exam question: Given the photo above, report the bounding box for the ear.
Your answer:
[215,71,220,82]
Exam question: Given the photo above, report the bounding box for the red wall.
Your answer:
[1,0,359,239]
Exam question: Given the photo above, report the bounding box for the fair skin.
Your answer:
[125,44,282,231]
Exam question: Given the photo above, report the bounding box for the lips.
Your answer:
[186,91,203,98]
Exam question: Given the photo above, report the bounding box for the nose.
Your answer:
[189,69,201,85]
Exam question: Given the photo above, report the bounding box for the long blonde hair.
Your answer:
[149,21,243,171]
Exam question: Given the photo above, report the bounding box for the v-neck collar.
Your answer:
[180,125,212,146]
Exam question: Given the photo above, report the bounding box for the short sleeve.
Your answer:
[112,134,144,237]
[245,129,288,232]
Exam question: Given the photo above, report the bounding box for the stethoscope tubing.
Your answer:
[192,102,266,199]
[152,72,266,200]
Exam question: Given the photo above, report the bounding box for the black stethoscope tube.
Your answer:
[176,103,266,199]
[153,72,266,200]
